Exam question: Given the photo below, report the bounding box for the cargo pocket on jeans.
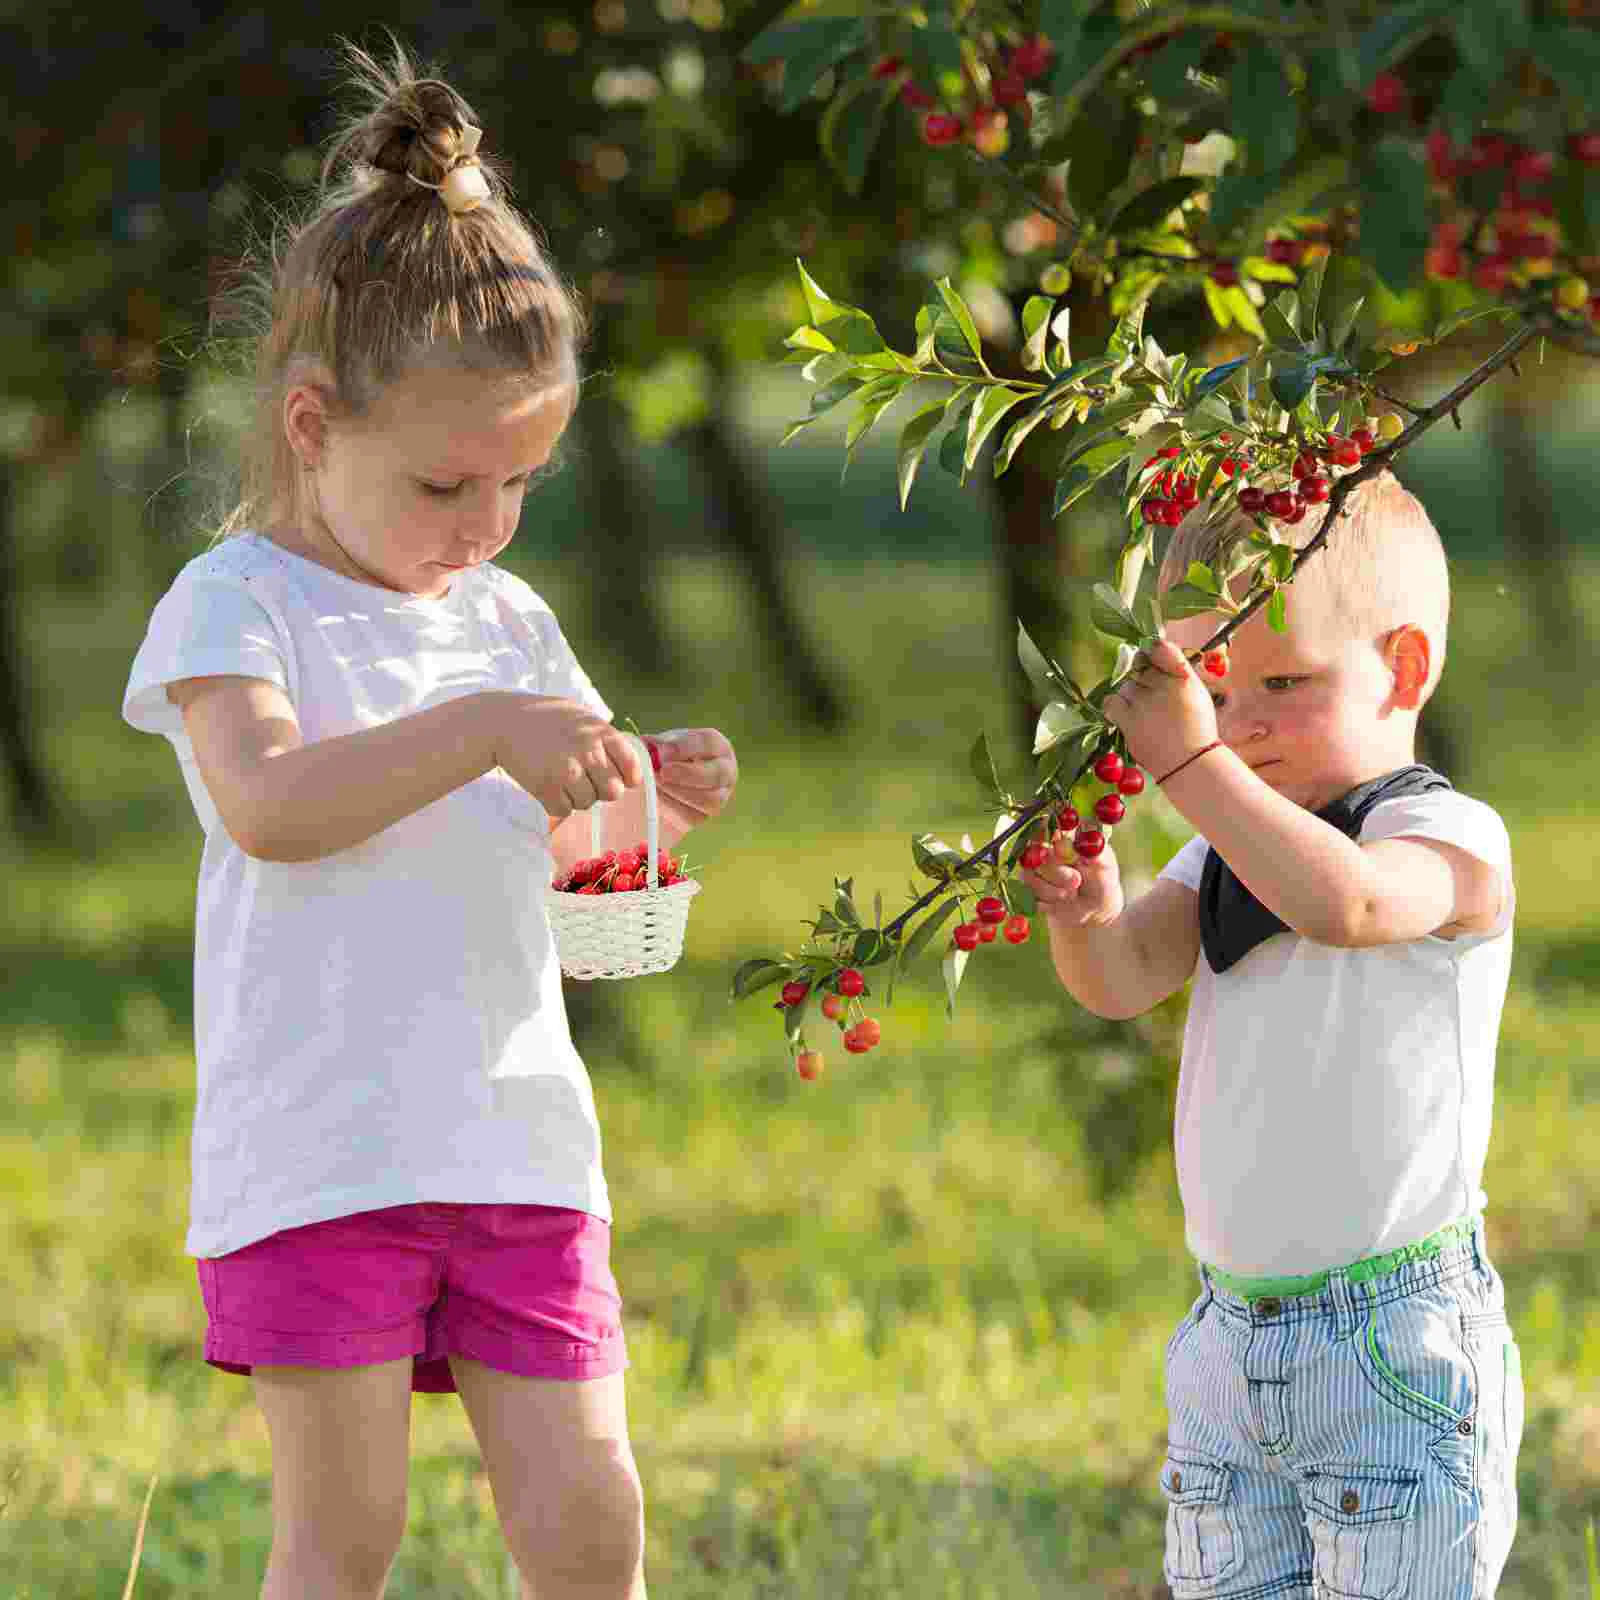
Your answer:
[1303,1465,1420,1599]
[1161,1452,1241,1596]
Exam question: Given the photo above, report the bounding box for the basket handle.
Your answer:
[589,732,660,888]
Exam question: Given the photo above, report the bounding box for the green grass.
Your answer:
[3,546,1599,1597]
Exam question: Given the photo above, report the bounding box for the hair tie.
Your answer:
[404,123,489,215]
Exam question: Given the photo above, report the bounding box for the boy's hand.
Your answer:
[651,728,738,829]
[1020,829,1126,927]
[1102,636,1220,779]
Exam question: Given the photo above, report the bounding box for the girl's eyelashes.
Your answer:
[417,473,540,498]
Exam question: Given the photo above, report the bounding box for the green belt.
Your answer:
[1204,1216,1480,1303]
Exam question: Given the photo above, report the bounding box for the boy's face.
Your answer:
[1162,575,1430,813]
[290,364,575,599]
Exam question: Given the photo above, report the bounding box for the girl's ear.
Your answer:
[1385,624,1431,708]
[283,379,334,469]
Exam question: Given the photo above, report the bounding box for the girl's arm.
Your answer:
[170,677,638,863]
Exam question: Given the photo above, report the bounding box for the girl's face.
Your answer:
[1164,579,1429,813]
[288,363,575,599]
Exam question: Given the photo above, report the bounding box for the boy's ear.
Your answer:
[1385,624,1431,708]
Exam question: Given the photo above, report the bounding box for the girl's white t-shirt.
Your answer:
[123,533,614,1259]
[1155,790,1515,1278]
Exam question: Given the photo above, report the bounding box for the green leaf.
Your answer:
[743,18,870,113]
[796,262,852,329]
[899,897,959,971]
[842,376,907,466]
[1017,619,1065,704]
[1529,24,1600,111]
[784,984,814,1045]
[1267,587,1288,634]
[1052,435,1141,516]
[965,385,1032,470]
[1034,701,1089,754]
[815,312,887,357]
[994,403,1056,478]
[1021,296,1055,373]
[1186,561,1221,595]
[1270,360,1318,412]
[1556,161,1600,257]
[1230,42,1298,176]
[970,731,1003,796]
[834,877,861,928]
[896,397,949,511]
[941,944,969,1020]
[1163,582,1227,619]
[851,928,893,966]
[1107,177,1206,237]
[1262,292,1303,349]
[808,375,864,417]
[1089,581,1144,646]
[1361,139,1432,295]
[904,21,964,86]
[1267,542,1295,583]
[938,389,979,480]
[819,71,896,196]
[1455,0,1529,82]
[785,326,835,354]
[1218,153,1353,260]
[935,278,985,365]
[1315,254,1371,352]
[1053,88,1139,219]
[730,958,791,1001]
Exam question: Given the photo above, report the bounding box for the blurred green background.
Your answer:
[4,6,1599,1597]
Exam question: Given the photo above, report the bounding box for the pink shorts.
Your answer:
[196,1202,627,1393]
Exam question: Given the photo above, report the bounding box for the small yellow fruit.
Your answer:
[1555,275,1591,311]
[1387,340,1421,355]
[1040,263,1072,295]
[1377,413,1406,442]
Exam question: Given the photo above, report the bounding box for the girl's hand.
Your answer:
[651,728,738,829]
[1101,636,1219,779]
[1020,829,1126,928]
[495,695,644,820]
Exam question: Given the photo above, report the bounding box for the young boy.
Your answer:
[1022,469,1523,1598]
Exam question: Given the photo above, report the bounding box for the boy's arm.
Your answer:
[1044,878,1201,1018]
[1161,746,1500,946]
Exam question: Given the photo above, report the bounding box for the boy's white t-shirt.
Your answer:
[123,533,615,1259]
[1155,790,1515,1278]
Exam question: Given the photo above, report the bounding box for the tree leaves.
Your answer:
[742,18,869,114]
[1229,42,1298,177]
[1361,138,1432,294]
[730,958,792,1001]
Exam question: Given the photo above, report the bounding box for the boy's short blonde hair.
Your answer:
[1156,468,1450,702]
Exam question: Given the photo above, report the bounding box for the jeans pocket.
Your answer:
[1303,1466,1421,1599]
[1161,1451,1241,1596]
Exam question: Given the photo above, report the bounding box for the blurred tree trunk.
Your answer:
[0,467,56,837]
[681,353,851,732]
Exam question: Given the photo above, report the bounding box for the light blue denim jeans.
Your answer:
[1160,1216,1524,1598]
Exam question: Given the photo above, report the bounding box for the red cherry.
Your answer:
[644,738,662,774]
[922,113,965,147]
[1159,499,1185,526]
[1265,238,1304,266]
[992,72,1028,109]
[842,1024,873,1054]
[1425,244,1463,280]
[796,1050,824,1081]
[977,921,999,943]
[1020,840,1050,870]
[1297,474,1331,503]
[900,81,935,109]
[854,1017,882,1047]
[1364,72,1408,115]
[1238,486,1267,514]
[1290,452,1317,480]
[1280,499,1309,524]
[1093,751,1124,783]
[1057,804,1080,832]
[613,870,636,893]
[870,54,904,80]
[1094,793,1126,825]
[1265,489,1297,518]
[1351,427,1377,454]
[953,923,982,952]
[821,993,845,1021]
[577,883,602,895]
[1511,148,1555,186]
[976,895,1007,925]
[1011,34,1053,81]
[781,980,810,1007]
[1567,131,1600,166]
[1330,442,1362,467]
[1202,650,1228,679]
[837,967,865,997]
[1209,260,1240,287]
[1158,445,1182,459]
[1002,914,1031,945]
[1473,258,1513,295]
[1118,767,1145,796]
[1073,827,1107,859]
[1467,132,1512,171]
[1426,129,1458,183]
[1141,498,1166,524]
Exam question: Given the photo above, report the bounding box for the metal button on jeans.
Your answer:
[1341,1490,1360,1513]
[1256,1296,1282,1317]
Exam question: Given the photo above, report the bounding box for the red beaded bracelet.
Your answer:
[1155,740,1224,786]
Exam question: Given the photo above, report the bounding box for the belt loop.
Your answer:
[1329,1266,1360,1341]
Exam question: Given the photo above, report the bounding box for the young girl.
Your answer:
[122,42,735,1600]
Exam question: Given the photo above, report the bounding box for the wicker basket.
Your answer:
[547,734,701,980]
